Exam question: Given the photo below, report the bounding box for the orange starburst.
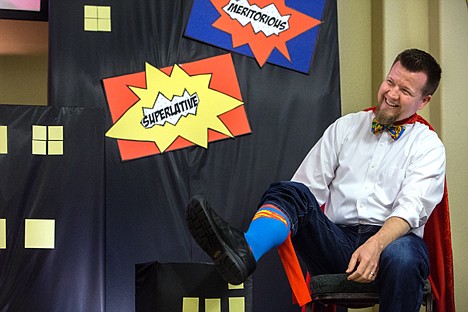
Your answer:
[211,0,321,66]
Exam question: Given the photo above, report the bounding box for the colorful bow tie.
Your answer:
[371,118,406,140]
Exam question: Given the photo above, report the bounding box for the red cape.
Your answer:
[280,110,455,311]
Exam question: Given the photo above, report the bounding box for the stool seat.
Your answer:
[310,273,378,309]
[306,273,433,312]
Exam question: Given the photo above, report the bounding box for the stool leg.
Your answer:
[425,293,433,312]
[314,303,326,312]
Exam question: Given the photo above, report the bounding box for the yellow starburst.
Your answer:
[106,62,244,152]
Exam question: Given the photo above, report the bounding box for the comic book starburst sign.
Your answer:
[185,0,325,73]
[104,54,251,161]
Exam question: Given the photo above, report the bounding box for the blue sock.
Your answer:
[244,205,291,261]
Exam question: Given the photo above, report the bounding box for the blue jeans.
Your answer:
[257,181,430,312]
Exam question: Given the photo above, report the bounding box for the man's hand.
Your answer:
[345,217,411,283]
[346,237,381,283]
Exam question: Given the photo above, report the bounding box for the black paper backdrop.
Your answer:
[47,0,341,310]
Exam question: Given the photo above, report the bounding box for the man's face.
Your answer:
[376,61,431,124]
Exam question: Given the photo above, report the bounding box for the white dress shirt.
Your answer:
[292,110,445,238]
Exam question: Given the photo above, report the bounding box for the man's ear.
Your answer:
[418,95,432,110]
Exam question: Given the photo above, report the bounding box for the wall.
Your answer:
[0,19,48,105]
[438,2,468,311]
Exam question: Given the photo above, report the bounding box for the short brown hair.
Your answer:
[393,49,442,96]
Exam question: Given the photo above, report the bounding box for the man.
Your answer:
[187,49,444,311]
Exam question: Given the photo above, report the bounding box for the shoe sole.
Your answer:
[187,196,248,285]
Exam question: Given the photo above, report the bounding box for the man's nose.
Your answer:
[387,86,400,99]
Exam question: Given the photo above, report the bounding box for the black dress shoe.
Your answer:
[186,195,256,285]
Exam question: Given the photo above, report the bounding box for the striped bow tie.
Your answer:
[371,118,406,140]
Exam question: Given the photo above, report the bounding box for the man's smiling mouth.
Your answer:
[384,98,399,108]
